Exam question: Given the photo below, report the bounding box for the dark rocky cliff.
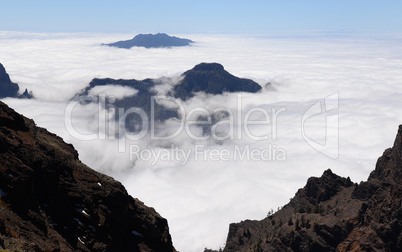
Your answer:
[0,63,33,99]
[0,63,19,99]
[218,126,402,252]
[0,101,175,251]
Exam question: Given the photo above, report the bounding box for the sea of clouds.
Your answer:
[1,31,402,251]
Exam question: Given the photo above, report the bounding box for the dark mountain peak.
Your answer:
[369,125,402,182]
[298,168,353,205]
[323,168,334,176]
[133,33,169,40]
[0,101,175,251]
[174,62,262,100]
[191,62,225,71]
[19,88,33,99]
[0,63,9,79]
[0,63,33,99]
[106,33,193,49]
[220,126,402,252]
[0,63,19,99]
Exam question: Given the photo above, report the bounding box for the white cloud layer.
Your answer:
[1,31,402,251]
[87,85,138,99]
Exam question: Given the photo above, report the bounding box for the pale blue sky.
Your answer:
[1,0,402,33]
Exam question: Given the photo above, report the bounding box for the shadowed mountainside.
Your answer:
[105,33,193,49]
[0,63,33,99]
[173,63,262,100]
[0,101,175,251]
[76,62,262,132]
[212,126,402,252]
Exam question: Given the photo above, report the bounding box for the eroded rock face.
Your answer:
[301,169,353,206]
[218,126,402,252]
[0,101,175,252]
[342,125,402,251]
[0,63,19,98]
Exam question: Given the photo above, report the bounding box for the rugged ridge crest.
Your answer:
[217,126,402,252]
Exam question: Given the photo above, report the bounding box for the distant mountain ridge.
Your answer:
[105,33,193,49]
[76,63,262,132]
[79,62,262,101]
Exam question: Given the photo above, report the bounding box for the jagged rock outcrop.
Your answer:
[0,63,19,99]
[174,63,262,100]
[105,33,193,49]
[0,101,175,251]
[0,63,33,99]
[218,126,402,252]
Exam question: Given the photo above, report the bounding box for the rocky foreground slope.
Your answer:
[0,101,175,251]
[216,126,402,251]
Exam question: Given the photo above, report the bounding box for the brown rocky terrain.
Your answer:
[216,126,402,251]
[0,100,175,251]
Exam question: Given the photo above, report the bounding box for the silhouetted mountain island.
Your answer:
[0,101,175,251]
[77,63,262,132]
[0,63,33,99]
[208,126,402,252]
[106,33,193,49]
[174,63,262,100]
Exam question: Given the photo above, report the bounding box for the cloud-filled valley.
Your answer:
[1,31,402,251]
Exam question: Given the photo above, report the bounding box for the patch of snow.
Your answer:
[97,182,102,186]
[81,210,90,217]
[78,237,85,245]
